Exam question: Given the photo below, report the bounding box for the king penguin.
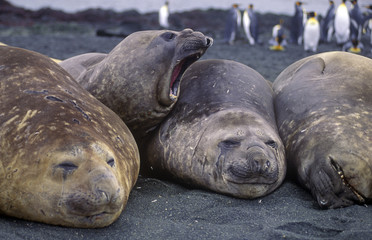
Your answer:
[290,1,305,45]
[364,5,372,46]
[320,1,335,42]
[303,11,320,52]
[243,4,259,45]
[269,19,287,51]
[159,1,170,29]
[225,4,240,45]
[349,0,363,41]
[334,0,350,44]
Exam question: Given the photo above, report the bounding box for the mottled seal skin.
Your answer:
[273,51,372,208]
[145,60,286,198]
[60,29,212,142]
[0,46,140,228]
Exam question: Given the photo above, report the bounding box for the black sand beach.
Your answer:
[1,2,372,239]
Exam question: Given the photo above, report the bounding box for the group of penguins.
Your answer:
[224,0,372,53]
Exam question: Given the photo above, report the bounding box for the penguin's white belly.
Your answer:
[243,11,254,45]
[304,22,320,51]
[159,7,169,28]
[334,7,350,43]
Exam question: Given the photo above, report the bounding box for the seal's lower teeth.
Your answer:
[169,93,178,101]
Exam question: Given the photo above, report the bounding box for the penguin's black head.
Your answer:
[308,12,316,18]
[351,0,357,5]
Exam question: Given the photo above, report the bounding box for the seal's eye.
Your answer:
[161,32,176,41]
[265,140,278,149]
[55,162,78,178]
[57,162,78,171]
[219,139,241,149]
[107,158,115,168]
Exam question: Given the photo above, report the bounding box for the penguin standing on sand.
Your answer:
[290,1,305,45]
[243,4,259,45]
[303,11,320,52]
[334,0,350,44]
[349,0,364,41]
[342,0,364,52]
[344,3,372,52]
[364,5,372,46]
[269,19,287,51]
[320,1,335,42]
[225,4,240,45]
[159,1,170,29]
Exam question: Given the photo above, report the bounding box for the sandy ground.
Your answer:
[1,5,372,240]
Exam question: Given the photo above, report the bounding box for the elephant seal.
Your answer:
[0,46,140,228]
[273,51,372,208]
[145,59,286,198]
[60,29,212,142]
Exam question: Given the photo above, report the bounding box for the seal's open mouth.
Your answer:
[330,157,365,203]
[84,211,112,223]
[169,53,202,100]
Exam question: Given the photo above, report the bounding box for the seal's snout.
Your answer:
[66,167,123,216]
[205,37,213,47]
[224,147,278,185]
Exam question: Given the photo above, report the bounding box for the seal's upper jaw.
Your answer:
[159,29,213,106]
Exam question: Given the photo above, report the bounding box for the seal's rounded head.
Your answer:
[192,110,286,198]
[122,28,213,106]
[23,140,126,228]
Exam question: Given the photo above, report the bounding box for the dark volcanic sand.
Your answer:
[0,3,372,240]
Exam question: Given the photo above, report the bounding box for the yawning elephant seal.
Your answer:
[0,46,140,228]
[145,59,286,198]
[273,51,372,208]
[60,29,212,142]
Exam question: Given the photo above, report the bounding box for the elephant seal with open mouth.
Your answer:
[60,29,213,142]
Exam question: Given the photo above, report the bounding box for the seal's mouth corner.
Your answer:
[329,156,365,203]
[169,52,202,101]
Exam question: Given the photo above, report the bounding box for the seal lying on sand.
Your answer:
[0,46,140,228]
[60,29,212,142]
[145,59,286,198]
[273,51,372,208]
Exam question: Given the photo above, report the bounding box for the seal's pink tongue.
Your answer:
[171,61,183,90]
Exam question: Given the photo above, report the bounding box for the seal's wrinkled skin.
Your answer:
[146,60,286,198]
[0,46,140,228]
[273,51,372,209]
[60,29,212,142]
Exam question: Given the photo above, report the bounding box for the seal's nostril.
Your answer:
[206,37,213,47]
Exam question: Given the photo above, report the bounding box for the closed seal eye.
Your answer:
[218,139,241,149]
[161,32,176,42]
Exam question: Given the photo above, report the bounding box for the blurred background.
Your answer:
[7,0,371,15]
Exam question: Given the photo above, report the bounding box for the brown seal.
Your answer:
[60,29,213,142]
[0,46,140,228]
[273,51,372,208]
[145,59,286,198]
